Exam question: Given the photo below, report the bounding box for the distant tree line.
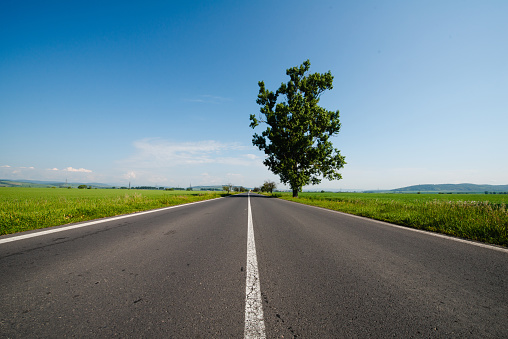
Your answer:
[253,180,276,194]
[131,186,166,190]
[221,184,248,193]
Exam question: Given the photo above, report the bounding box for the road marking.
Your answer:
[278,198,508,254]
[244,194,266,338]
[0,197,224,245]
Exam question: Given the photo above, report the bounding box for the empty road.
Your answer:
[1,193,507,338]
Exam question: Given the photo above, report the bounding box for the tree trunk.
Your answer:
[292,188,299,198]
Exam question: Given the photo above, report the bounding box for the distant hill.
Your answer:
[391,183,508,193]
[0,180,231,190]
[189,185,227,191]
[0,179,112,189]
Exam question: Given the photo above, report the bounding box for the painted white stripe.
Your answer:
[277,198,508,254]
[0,197,223,245]
[244,194,266,338]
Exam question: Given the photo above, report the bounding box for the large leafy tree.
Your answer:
[250,60,346,197]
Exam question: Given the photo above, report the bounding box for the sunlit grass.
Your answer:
[0,188,227,235]
[275,192,508,246]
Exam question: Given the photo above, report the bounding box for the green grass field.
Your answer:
[0,188,227,235]
[275,192,508,247]
[2,188,507,247]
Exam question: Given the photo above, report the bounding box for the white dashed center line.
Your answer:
[244,194,266,338]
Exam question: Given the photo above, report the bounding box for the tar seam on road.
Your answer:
[244,194,266,339]
[0,197,224,245]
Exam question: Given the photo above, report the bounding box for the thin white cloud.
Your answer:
[111,138,272,186]
[122,171,137,180]
[199,172,223,185]
[0,165,97,182]
[63,167,93,173]
[125,138,255,168]
[202,94,232,102]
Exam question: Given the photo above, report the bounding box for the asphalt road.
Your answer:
[1,193,507,338]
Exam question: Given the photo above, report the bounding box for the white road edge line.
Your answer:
[244,193,266,339]
[278,198,508,254]
[0,197,224,245]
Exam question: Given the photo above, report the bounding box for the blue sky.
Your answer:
[1,0,507,190]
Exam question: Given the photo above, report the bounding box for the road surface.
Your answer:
[1,193,507,337]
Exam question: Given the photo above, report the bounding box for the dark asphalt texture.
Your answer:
[1,193,507,338]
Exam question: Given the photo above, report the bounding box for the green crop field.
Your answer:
[275,192,508,247]
[3,188,507,247]
[0,188,228,236]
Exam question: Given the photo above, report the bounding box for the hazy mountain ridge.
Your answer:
[0,180,227,190]
[392,183,508,193]
[2,180,508,193]
[0,179,112,189]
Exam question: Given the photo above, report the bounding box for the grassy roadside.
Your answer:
[0,188,228,236]
[275,192,508,247]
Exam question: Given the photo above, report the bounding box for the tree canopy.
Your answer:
[250,60,345,197]
[261,180,276,194]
